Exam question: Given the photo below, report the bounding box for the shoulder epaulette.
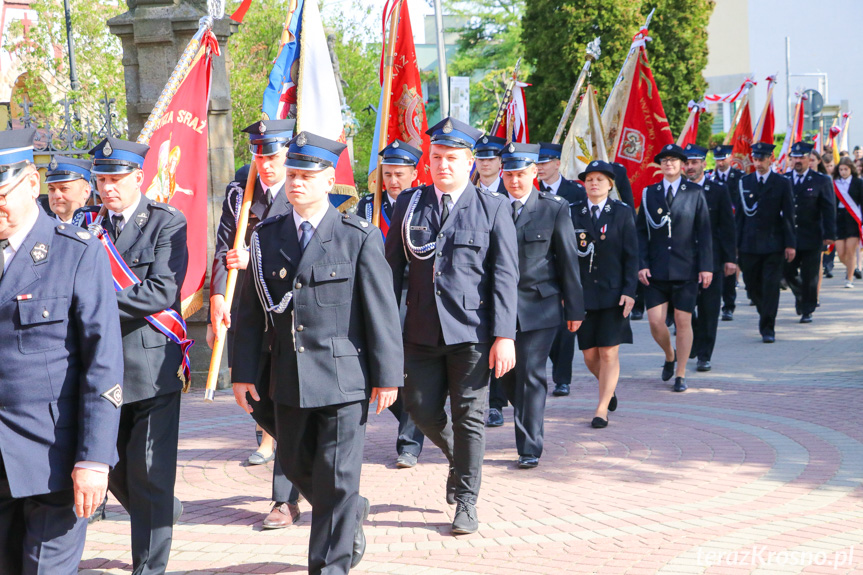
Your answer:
[151,201,178,215]
[477,187,504,200]
[341,212,373,232]
[55,222,93,243]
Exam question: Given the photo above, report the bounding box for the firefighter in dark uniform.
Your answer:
[536,142,587,397]
[0,129,123,575]
[209,119,301,529]
[491,142,583,467]
[782,141,836,323]
[571,161,638,428]
[711,144,745,320]
[232,132,403,574]
[474,134,506,194]
[356,139,426,469]
[82,136,189,575]
[684,144,737,372]
[736,142,796,342]
[386,117,519,535]
[636,144,713,392]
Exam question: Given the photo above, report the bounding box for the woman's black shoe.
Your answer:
[591,417,608,429]
[608,393,617,412]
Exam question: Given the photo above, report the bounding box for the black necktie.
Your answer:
[591,204,599,223]
[111,214,124,240]
[512,200,522,223]
[299,221,313,254]
[539,183,549,192]
[666,185,674,208]
[441,194,452,224]
[0,238,9,281]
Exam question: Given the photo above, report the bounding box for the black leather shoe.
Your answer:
[672,377,687,392]
[552,383,570,396]
[630,310,644,320]
[825,271,834,278]
[608,393,617,412]
[854,269,862,280]
[446,466,457,505]
[800,313,813,323]
[721,310,733,321]
[762,334,775,343]
[452,501,478,534]
[351,496,370,568]
[696,360,711,372]
[591,416,608,428]
[88,495,108,524]
[661,352,676,382]
[396,452,418,468]
[486,408,504,427]
[517,455,539,469]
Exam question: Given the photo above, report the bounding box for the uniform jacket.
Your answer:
[571,199,639,310]
[712,167,745,212]
[735,171,796,254]
[212,175,290,297]
[386,183,519,347]
[636,180,713,281]
[0,211,123,498]
[698,178,737,269]
[511,190,584,332]
[77,194,189,404]
[356,193,395,228]
[232,205,404,409]
[545,177,587,206]
[784,170,837,249]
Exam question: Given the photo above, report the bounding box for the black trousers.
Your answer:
[739,252,785,337]
[274,401,367,575]
[783,248,822,315]
[693,266,723,361]
[247,353,300,504]
[0,462,87,575]
[387,392,425,457]
[722,271,737,312]
[548,318,576,386]
[403,341,490,505]
[108,390,181,575]
[493,327,557,458]
[488,377,509,411]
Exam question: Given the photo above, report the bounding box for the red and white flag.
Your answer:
[494,82,530,143]
[753,75,776,145]
[676,100,706,147]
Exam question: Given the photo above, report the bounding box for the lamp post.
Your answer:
[63,0,79,91]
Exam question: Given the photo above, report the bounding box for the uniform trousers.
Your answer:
[783,248,822,316]
[722,272,737,313]
[403,341,490,505]
[548,319,576,386]
[739,252,785,337]
[274,400,367,575]
[693,266,723,361]
[108,390,181,575]
[493,327,557,458]
[0,463,86,575]
[387,393,425,457]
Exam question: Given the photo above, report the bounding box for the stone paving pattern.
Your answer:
[81,273,863,574]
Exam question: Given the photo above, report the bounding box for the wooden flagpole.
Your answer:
[552,38,601,145]
[372,0,401,228]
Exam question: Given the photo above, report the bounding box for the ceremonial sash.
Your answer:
[364,201,390,240]
[834,181,863,241]
[89,220,194,387]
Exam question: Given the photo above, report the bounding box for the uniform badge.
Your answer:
[49,156,58,170]
[657,208,663,214]
[491,192,499,196]
[76,231,91,240]
[600,235,606,240]
[581,207,588,214]
[259,121,267,134]
[360,221,369,227]
[297,132,307,147]
[482,136,489,144]
[579,233,586,239]
[392,140,400,148]
[749,193,753,198]
[592,161,599,167]
[166,206,175,212]
[554,196,562,201]
[279,268,287,279]
[442,119,454,133]
[30,243,48,262]
[103,140,113,157]
[135,212,149,227]
[101,384,123,408]
[508,143,516,153]
[580,240,587,247]
[666,145,673,150]
[604,205,611,213]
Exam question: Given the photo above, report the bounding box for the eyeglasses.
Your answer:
[659,158,680,165]
[0,171,30,206]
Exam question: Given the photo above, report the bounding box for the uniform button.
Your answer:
[42,310,50,318]
[436,290,441,295]
[297,325,304,331]
[272,271,276,277]
[295,282,302,289]
[435,271,441,276]
[668,246,672,250]
[438,233,444,238]
[469,239,474,244]
[437,252,442,256]
[357,348,361,353]
[479,300,484,305]
[133,258,139,264]
[330,272,336,277]
[298,346,305,353]
[537,234,541,239]
[58,225,65,230]
[594,279,598,283]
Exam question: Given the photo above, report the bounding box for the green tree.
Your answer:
[4,0,127,134]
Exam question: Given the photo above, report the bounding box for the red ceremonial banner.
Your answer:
[729,102,754,173]
[613,48,673,209]
[141,33,217,318]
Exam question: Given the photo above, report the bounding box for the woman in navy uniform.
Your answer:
[832,157,863,288]
[571,161,638,428]
[0,129,124,574]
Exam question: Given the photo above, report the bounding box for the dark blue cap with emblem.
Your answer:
[500,142,540,172]
[684,143,708,160]
[474,135,507,158]
[537,142,563,163]
[426,116,482,149]
[654,143,688,163]
[379,139,422,166]
[46,155,92,184]
[285,131,346,171]
[0,128,36,185]
[243,119,296,156]
[789,141,814,157]
[712,145,733,160]
[750,142,776,158]
[90,137,149,175]
[578,160,617,182]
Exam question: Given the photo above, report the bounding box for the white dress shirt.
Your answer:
[588,196,608,214]
[434,184,467,215]
[507,189,532,217]
[836,177,851,209]
[292,204,329,241]
[792,169,809,186]
[479,176,501,193]
[662,177,683,198]
[261,177,286,204]
[107,193,143,233]
[542,175,563,194]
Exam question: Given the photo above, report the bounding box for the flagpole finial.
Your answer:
[586,37,601,61]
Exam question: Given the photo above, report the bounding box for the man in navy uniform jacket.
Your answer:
[0,129,123,574]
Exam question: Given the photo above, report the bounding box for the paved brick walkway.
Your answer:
[81,271,863,574]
